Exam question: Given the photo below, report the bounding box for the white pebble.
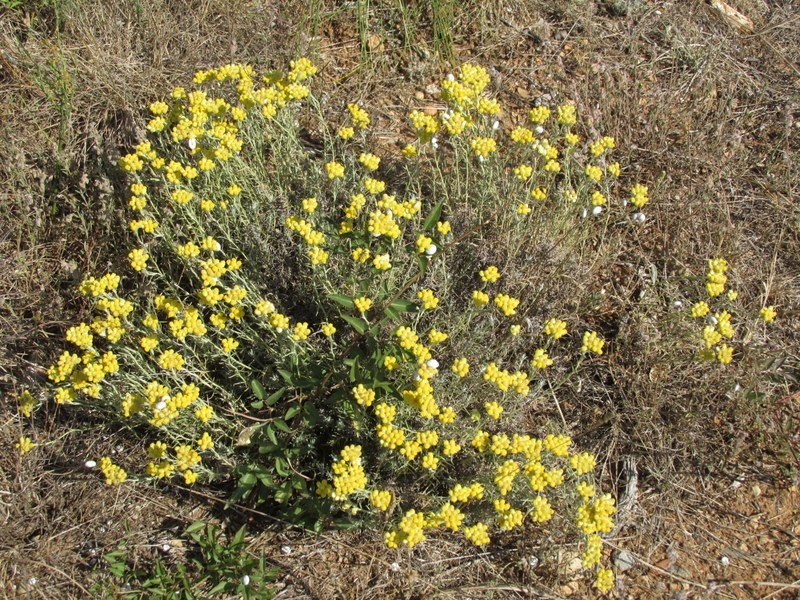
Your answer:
[155,401,167,411]
[390,562,401,572]
[580,208,589,219]
[592,205,603,216]
[492,120,500,130]
[534,125,544,134]
[161,544,171,553]
[188,138,197,150]
[425,244,437,256]
[426,359,439,369]
[242,574,251,586]
[84,460,97,468]
[720,556,730,566]
[281,545,292,555]
[673,300,683,308]
[632,211,646,223]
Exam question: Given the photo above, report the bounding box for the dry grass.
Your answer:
[1,0,799,597]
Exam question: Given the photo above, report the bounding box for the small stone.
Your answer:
[567,556,583,574]
[414,91,424,101]
[614,549,637,572]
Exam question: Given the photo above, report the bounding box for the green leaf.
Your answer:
[274,483,292,504]
[209,581,228,594]
[231,524,247,547]
[239,472,257,486]
[302,401,320,425]
[266,387,286,406]
[341,314,368,334]
[349,355,360,383]
[333,517,360,530]
[383,305,400,321]
[273,418,291,433]
[327,293,355,309]
[250,379,267,400]
[265,424,278,446]
[416,255,429,275]
[423,199,444,231]
[292,475,308,492]
[285,404,301,420]
[389,298,419,313]
[277,369,295,385]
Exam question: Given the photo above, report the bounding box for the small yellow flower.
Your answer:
[417,289,439,309]
[301,197,318,213]
[484,401,503,420]
[197,432,214,451]
[325,161,345,179]
[479,265,500,283]
[128,248,149,271]
[292,322,311,341]
[472,290,490,307]
[595,568,615,593]
[16,436,36,455]
[195,405,214,423]
[373,253,392,270]
[321,323,336,337]
[370,489,392,511]
[358,152,380,171]
[760,306,777,322]
[17,390,37,418]
[158,349,185,370]
[581,331,605,355]
[354,296,372,314]
[421,452,439,471]
[352,248,370,263]
[531,348,553,369]
[221,337,239,353]
[691,301,710,318]
[402,144,417,158]
[352,384,375,407]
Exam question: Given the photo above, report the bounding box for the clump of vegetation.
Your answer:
[98,520,277,598]
[13,57,781,595]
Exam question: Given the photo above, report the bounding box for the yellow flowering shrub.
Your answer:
[30,57,788,595]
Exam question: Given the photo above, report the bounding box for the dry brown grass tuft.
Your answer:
[1,0,798,596]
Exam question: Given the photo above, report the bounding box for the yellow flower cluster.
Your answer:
[581,331,605,355]
[706,258,728,297]
[99,457,127,485]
